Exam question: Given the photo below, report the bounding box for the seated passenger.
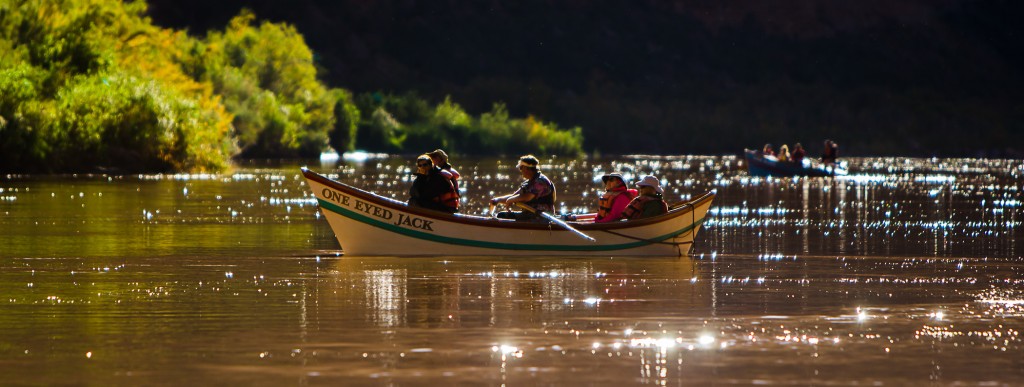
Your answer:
[821,139,839,166]
[622,175,669,220]
[791,143,806,163]
[427,148,460,191]
[594,173,636,223]
[761,143,776,157]
[408,154,459,213]
[778,144,791,162]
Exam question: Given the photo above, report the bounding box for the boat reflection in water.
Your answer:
[316,257,710,384]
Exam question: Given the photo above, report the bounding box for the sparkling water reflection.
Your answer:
[0,156,1022,384]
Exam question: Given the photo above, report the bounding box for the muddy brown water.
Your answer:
[1,156,1021,385]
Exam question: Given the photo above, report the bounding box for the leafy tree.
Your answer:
[195,10,335,158]
[0,0,234,172]
[356,107,404,152]
[347,91,585,156]
[0,63,51,168]
[0,0,588,173]
[328,88,361,153]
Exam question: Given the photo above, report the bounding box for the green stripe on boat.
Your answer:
[316,199,704,251]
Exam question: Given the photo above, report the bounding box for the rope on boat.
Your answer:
[600,229,694,247]
[598,201,699,256]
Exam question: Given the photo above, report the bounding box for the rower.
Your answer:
[489,155,556,222]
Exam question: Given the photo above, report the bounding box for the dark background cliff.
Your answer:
[146,0,1024,157]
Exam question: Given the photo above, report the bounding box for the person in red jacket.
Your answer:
[821,140,839,166]
[791,143,806,163]
[594,173,636,223]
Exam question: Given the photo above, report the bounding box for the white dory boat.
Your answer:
[301,168,715,256]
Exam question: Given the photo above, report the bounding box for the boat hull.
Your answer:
[302,168,715,257]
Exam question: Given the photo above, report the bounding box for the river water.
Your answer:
[1,155,1022,385]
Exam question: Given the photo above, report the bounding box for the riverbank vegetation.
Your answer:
[146,0,1024,158]
[0,0,583,173]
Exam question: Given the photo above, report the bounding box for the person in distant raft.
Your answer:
[821,139,839,166]
[594,173,635,223]
[622,175,669,220]
[791,143,806,163]
[489,155,556,221]
[777,144,791,162]
[408,154,459,213]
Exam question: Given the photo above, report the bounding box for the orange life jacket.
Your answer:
[433,179,460,210]
[427,167,459,211]
[596,187,636,222]
[439,166,461,191]
[622,194,668,220]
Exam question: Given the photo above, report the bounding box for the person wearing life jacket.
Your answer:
[408,154,459,213]
[427,148,461,191]
[622,175,669,220]
[595,173,636,223]
[489,155,556,222]
[791,143,806,164]
[777,144,791,162]
[821,139,838,162]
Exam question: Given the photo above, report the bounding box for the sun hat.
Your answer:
[601,173,625,185]
[635,175,664,194]
[427,149,449,163]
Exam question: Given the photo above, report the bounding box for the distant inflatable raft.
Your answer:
[744,149,848,177]
[301,168,715,257]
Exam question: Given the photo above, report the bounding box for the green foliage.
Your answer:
[0,63,51,167]
[193,10,335,158]
[0,0,122,86]
[328,88,360,152]
[52,71,233,171]
[0,0,587,172]
[0,62,233,172]
[357,106,405,152]
[471,103,583,156]
[0,1,365,172]
[351,94,585,156]
[0,0,237,172]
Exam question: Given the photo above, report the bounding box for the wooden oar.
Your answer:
[515,203,596,242]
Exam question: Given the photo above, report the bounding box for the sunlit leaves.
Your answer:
[0,0,586,172]
[328,88,360,153]
[198,10,334,158]
[355,95,585,156]
[0,0,235,172]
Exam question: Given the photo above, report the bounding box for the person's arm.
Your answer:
[502,192,536,205]
[408,177,423,206]
[490,186,523,205]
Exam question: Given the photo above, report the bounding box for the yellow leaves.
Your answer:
[34,1,66,29]
[124,32,146,48]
